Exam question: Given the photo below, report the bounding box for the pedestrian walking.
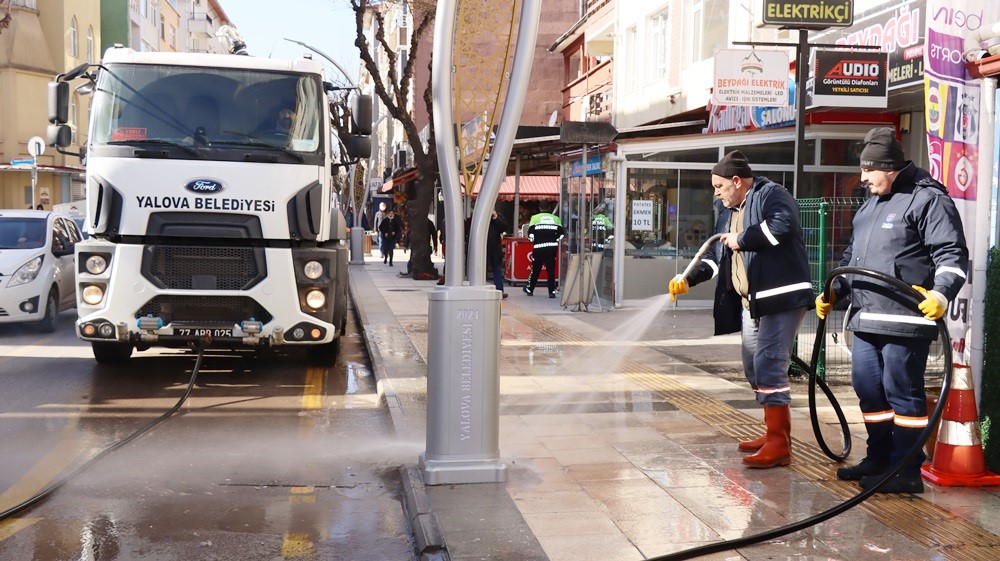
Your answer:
[487,209,510,298]
[816,127,969,493]
[523,201,564,298]
[669,150,812,469]
[374,202,388,259]
[378,209,402,266]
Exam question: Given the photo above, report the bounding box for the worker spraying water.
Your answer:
[668,150,813,469]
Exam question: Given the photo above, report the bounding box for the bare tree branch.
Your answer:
[347,0,440,278]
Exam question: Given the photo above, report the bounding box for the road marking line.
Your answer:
[301,367,324,411]
[281,532,314,558]
[0,438,90,511]
[0,518,41,541]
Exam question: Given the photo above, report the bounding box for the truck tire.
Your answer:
[37,289,59,333]
[92,341,133,364]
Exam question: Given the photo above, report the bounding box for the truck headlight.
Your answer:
[85,254,108,274]
[82,284,105,305]
[305,289,326,309]
[9,256,43,287]
[303,260,323,280]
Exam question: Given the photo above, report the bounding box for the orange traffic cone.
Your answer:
[921,363,1000,487]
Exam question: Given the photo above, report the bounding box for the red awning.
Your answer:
[380,169,418,192]
[470,175,560,201]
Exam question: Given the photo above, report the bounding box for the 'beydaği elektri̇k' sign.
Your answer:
[811,49,888,108]
[762,0,853,28]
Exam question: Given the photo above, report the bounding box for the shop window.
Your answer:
[622,168,714,258]
[724,141,798,166]
[820,138,863,166]
[632,146,719,163]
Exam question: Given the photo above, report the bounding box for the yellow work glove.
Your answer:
[912,285,948,321]
[815,293,834,320]
[668,274,688,302]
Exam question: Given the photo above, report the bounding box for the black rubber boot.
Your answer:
[837,457,890,481]
[837,420,892,481]
[859,473,924,493]
[859,425,926,494]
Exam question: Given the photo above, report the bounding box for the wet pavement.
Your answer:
[352,248,1000,561]
[0,308,417,561]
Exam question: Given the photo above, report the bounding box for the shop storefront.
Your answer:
[607,124,897,305]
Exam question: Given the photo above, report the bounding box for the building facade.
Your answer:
[0,0,100,210]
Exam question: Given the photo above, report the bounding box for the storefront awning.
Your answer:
[471,175,560,201]
[380,168,417,193]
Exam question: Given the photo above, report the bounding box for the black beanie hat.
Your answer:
[859,127,905,170]
[712,150,753,178]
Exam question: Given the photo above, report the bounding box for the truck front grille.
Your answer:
[142,246,265,290]
[135,295,273,326]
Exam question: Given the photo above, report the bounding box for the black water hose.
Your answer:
[648,267,953,561]
[0,344,207,522]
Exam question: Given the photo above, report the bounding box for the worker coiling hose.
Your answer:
[0,343,207,522]
[650,235,954,561]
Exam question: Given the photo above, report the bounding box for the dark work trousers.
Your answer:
[739,307,806,407]
[851,331,931,473]
[527,247,558,295]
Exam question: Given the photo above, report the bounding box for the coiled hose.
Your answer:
[653,252,953,561]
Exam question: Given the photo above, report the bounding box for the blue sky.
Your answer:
[222,0,361,85]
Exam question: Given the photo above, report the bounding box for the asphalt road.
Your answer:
[0,308,418,560]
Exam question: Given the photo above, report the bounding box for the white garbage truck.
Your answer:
[47,45,363,363]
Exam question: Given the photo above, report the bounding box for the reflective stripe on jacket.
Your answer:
[835,162,968,339]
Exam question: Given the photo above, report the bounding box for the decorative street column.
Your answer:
[420,0,542,485]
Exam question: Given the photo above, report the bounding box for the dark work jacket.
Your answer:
[833,162,968,340]
[686,178,813,334]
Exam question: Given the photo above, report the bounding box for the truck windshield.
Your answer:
[90,64,322,154]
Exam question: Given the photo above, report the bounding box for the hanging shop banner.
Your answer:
[712,49,790,107]
[923,0,1000,360]
[812,49,889,108]
[761,0,853,28]
[809,0,924,91]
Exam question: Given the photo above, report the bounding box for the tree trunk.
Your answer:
[400,156,438,278]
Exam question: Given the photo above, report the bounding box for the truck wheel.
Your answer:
[92,342,133,364]
[37,289,59,333]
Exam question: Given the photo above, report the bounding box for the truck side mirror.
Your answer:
[349,94,372,136]
[346,135,371,160]
[48,81,70,124]
[47,123,72,148]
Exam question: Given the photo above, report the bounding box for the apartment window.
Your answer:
[87,27,95,62]
[691,0,727,62]
[69,17,79,57]
[649,9,670,80]
[70,96,78,144]
[168,25,176,49]
[161,15,166,39]
[140,0,147,18]
[625,25,637,92]
[397,47,408,82]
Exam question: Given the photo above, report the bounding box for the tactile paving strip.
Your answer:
[507,305,1000,561]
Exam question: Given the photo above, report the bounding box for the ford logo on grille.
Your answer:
[185,179,224,193]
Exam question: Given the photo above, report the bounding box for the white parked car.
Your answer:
[0,210,82,332]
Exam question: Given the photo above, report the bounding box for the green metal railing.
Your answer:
[797,198,865,380]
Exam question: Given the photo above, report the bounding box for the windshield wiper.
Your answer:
[219,131,305,163]
[108,139,201,157]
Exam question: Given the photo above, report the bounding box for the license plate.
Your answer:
[175,328,234,337]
